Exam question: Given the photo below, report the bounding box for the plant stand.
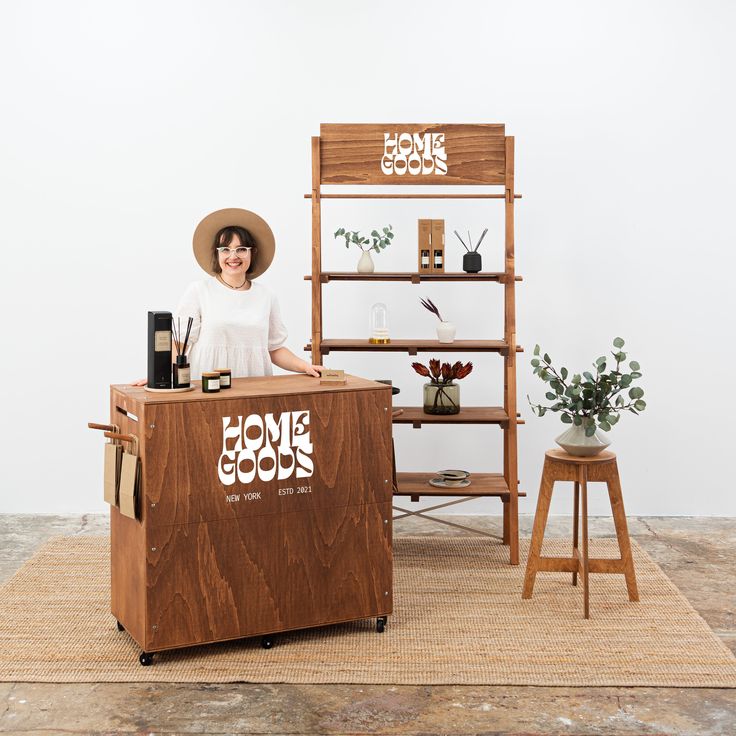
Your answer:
[522,449,639,618]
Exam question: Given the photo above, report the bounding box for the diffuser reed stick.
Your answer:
[453,230,470,252]
[474,228,488,252]
[182,316,193,356]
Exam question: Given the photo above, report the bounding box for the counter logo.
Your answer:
[218,410,313,486]
[380,132,447,176]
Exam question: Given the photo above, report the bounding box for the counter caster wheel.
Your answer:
[376,616,387,633]
[261,636,274,650]
[116,620,125,632]
[139,652,154,667]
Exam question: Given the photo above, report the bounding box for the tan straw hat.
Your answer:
[192,207,275,279]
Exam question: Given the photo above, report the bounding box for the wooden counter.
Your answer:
[109,374,393,662]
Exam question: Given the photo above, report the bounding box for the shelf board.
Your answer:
[305,339,522,354]
[303,193,523,200]
[395,472,526,498]
[304,272,521,283]
[392,406,508,425]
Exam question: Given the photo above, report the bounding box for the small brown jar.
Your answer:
[215,368,232,389]
[202,371,221,393]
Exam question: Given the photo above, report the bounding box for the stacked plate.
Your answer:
[429,469,471,489]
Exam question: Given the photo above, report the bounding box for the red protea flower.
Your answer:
[429,358,441,379]
[456,361,474,379]
[411,362,430,377]
[441,362,452,382]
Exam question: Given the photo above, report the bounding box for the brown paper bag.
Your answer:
[103,442,123,506]
[119,438,140,520]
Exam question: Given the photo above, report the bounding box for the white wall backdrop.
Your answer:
[1,0,734,515]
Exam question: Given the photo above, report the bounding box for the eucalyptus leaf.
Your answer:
[598,420,611,432]
[573,416,582,426]
[545,392,557,401]
[534,344,540,356]
[629,387,644,399]
[561,414,573,424]
[613,337,625,348]
[584,424,597,437]
[561,367,568,380]
[634,399,647,411]
[531,358,540,367]
[630,360,640,371]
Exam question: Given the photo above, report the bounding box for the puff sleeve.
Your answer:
[268,292,288,351]
[174,281,202,347]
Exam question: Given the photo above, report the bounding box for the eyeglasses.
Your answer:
[216,246,254,257]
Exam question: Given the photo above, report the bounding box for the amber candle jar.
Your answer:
[215,368,232,389]
[201,372,221,393]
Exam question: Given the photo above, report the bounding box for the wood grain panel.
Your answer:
[319,124,506,185]
[144,501,392,651]
[143,388,392,528]
[109,391,147,645]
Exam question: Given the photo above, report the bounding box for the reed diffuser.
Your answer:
[171,316,193,388]
[455,228,487,273]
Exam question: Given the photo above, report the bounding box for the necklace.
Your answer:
[218,274,249,290]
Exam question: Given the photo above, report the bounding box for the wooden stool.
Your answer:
[522,449,639,619]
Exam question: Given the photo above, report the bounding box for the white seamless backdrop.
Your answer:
[1,0,733,515]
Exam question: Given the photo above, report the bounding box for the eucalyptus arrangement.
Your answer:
[412,359,473,415]
[334,225,394,273]
[527,337,646,455]
[420,297,456,343]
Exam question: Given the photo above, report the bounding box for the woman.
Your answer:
[133,208,322,385]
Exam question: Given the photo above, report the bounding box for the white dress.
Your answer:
[174,277,289,380]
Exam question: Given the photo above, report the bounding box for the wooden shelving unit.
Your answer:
[306,123,522,564]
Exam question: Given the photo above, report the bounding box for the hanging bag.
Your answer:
[105,432,140,520]
[88,423,122,507]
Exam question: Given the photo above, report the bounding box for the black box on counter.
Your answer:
[147,311,172,389]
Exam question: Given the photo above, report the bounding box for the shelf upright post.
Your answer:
[311,136,323,365]
[503,135,519,565]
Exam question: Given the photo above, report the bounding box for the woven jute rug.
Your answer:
[1,535,735,686]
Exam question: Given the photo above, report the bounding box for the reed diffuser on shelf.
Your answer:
[412,358,473,415]
[171,316,193,388]
[455,228,487,273]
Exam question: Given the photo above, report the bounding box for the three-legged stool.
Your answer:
[522,449,639,618]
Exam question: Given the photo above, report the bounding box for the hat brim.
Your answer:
[193,208,275,279]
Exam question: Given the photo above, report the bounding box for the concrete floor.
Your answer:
[1,513,735,735]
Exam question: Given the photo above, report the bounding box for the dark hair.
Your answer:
[211,225,258,275]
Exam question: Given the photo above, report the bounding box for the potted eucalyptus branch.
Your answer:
[527,337,646,456]
[412,358,473,415]
[334,225,394,273]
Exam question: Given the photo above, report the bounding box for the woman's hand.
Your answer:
[304,364,324,378]
[130,378,147,386]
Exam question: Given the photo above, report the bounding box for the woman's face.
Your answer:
[217,232,252,277]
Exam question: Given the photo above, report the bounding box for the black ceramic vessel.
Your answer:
[463,251,482,273]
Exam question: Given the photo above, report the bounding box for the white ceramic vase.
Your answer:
[436,321,456,343]
[555,421,611,456]
[357,250,375,273]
